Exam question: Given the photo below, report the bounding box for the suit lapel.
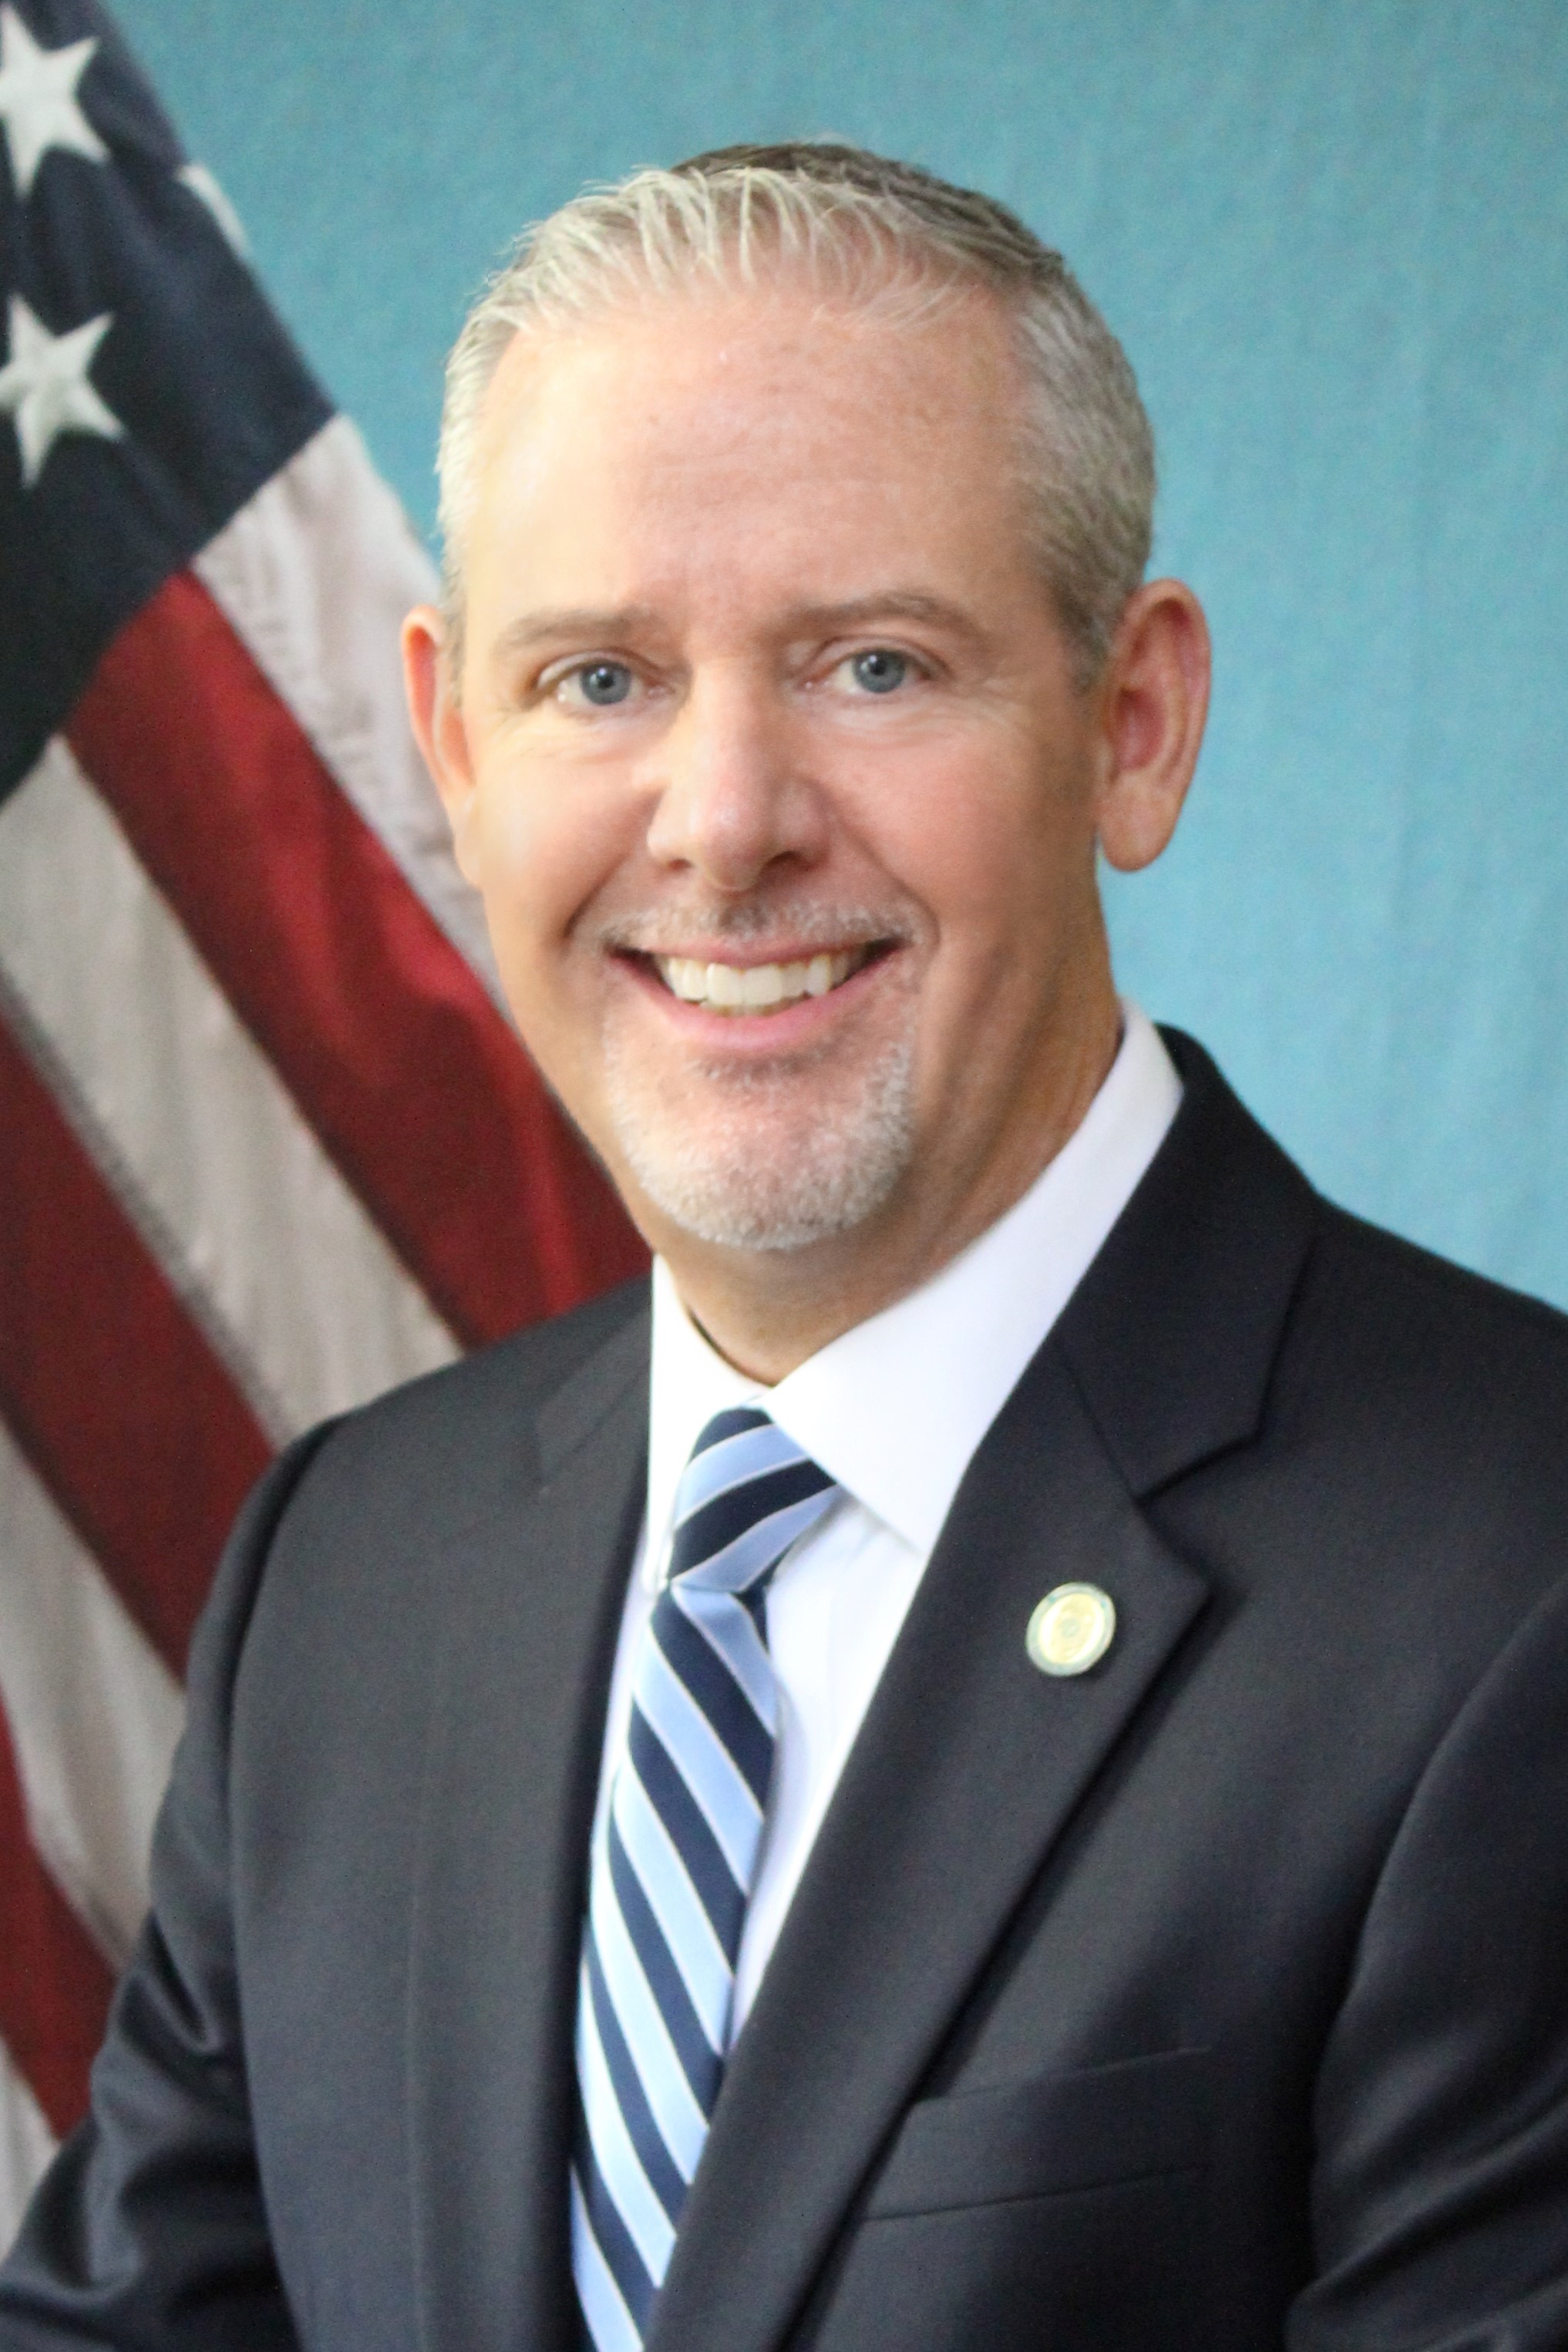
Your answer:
[406,1305,649,2352]
[645,1038,1318,2352]
[644,1344,1208,2352]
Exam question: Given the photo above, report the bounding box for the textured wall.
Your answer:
[118,0,1568,1305]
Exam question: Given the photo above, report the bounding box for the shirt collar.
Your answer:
[644,1001,1181,1579]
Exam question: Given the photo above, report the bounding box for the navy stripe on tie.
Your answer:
[607,1817,722,2113]
[584,1935,690,2226]
[573,2130,657,2337]
[654,1599,775,1805]
[671,1454,836,1575]
[687,1402,772,1452]
[628,1709,746,1953]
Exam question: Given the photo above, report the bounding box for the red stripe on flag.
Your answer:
[0,1700,116,2141]
[0,1012,273,1674]
[68,574,648,1348]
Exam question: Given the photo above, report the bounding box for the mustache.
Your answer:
[587,899,924,954]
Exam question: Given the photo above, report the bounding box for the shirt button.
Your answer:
[1026,1583,1117,1677]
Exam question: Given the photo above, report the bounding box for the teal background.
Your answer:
[117,1,1568,1307]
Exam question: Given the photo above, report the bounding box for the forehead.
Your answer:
[463,281,1034,623]
[483,271,1021,419]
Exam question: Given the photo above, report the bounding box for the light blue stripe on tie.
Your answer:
[571,2167,641,2352]
[679,1488,837,1594]
[591,1842,708,2179]
[674,1420,806,1519]
[613,1766,732,2049]
[635,1638,762,1883]
[678,1585,779,1727]
[577,1961,677,2286]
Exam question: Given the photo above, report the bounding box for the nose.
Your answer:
[642,667,826,893]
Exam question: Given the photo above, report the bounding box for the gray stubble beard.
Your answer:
[600,1021,919,1252]
[587,895,926,1252]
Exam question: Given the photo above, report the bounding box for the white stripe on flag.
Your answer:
[0,1421,182,1966]
[193,415,504,1007]
[0,2034,56,2261]
[0,741,460,1442]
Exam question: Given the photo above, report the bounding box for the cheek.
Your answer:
[850,696,1089,906]
[873,779,1098,1081]
[873,778,1065,959]
[471,755,634,961]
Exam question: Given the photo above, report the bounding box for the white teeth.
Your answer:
[667,959,707,1001]
[742,964,786,1008]
[652,947,867,1014]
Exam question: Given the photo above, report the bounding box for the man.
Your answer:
[3,141,1568,2352]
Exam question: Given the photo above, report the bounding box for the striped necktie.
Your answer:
[571,1405,839,2350]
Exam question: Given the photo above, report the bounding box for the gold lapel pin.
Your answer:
[1026,1583,1117,1677]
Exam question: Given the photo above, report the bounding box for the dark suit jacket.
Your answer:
[5,1032,1568,2351]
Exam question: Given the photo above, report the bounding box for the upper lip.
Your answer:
[620,938,887,965]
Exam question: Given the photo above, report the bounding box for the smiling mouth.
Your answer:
[649,945,878,1016]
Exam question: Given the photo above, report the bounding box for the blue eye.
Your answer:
[850,648,909,695]
[576,661,634,706]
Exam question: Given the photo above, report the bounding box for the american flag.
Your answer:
[0,0,645,2239]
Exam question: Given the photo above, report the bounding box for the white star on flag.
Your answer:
[0,294,122,486]
[0,4,107,197]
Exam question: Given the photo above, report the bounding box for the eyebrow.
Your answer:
[490,607,661,666]
[487,589,987,668]
[780,591,987,644]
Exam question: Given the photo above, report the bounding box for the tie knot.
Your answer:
[668,1406,837,1595]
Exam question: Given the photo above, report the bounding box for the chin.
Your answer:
[601,1035,917,1254]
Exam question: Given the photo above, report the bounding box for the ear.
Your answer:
[1092,579,1211,873]
[402,603,482,886]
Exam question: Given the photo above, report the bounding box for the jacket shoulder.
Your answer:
[323,1271,650,1464]
[1298,1199,1568,1425]
[1314,1199,1568,1341]
[229,1274,651,1610]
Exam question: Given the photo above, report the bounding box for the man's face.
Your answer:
[429,281,1117,1272]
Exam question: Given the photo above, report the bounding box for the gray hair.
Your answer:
[436,142,1156,681]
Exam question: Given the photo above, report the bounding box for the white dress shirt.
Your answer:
[593,1001,1182,2029]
